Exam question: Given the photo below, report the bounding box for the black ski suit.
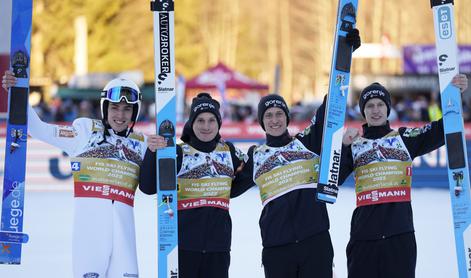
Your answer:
[340,120,445,278]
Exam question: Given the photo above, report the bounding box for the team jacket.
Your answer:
[139,137,253,252]
[341,120,445,240]
[238,101,349,248]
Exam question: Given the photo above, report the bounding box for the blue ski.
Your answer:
[0,231,29,244]
[0,0,33,265]
[317,0,358,204]
[151,1,178,277]
[431,1,471,277]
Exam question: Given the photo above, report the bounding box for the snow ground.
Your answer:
[0,186,458,278]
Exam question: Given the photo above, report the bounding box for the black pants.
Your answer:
[347,232,417,278]
[179,249,230,278]
[262,231,334,278]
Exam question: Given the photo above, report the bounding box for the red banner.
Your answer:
[356,187,411,207]
[74,182,135,207]
[178,197,230,211]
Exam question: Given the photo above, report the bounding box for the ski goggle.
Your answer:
[101,86,141,104]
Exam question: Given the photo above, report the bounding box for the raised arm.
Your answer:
[401,73,468,158]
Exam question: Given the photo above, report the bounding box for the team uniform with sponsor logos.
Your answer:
[139,136,252,278]
[341,120,445,278]
[239,101,345,278]
[28,106,146,278]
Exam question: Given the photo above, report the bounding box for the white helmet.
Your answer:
[100,78,142,122]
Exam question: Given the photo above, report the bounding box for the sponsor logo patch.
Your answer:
[402,125,430,137]
[437,6,452,39]
[56,126,76,138]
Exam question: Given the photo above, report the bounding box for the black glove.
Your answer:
[346,28,361,52]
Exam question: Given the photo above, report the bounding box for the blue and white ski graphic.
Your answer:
[431,1,471,277]
[0,0,32,265]
[317,0,358,204]
[151,1,178,277]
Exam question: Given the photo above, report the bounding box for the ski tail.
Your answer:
[151,1,179,277]
[0,0,32,265]
[317,0,358,204]
[431,1,471,277]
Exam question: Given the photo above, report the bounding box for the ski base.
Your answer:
[152,1,179,277]
[0,0,33,265]
[432,1,471,277]
[317,0,358,204]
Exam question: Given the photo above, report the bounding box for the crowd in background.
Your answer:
[29,92,471,124]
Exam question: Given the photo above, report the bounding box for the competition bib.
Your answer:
[177,142,234,210]
[72,157,140,206]
[178,177,232,210]
[352,132,412,207]
[253,139,319,206]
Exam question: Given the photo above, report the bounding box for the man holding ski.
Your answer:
[340,75,468,278]
[3,71,160,278]
[139,92,253,278]
[229,26,360,278]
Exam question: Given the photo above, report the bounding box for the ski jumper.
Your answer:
[139,135,252,278]
[341,120,444,278]
[28,106,147,278]
[240,101,348,278]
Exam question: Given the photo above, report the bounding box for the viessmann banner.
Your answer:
[0,122,470,190]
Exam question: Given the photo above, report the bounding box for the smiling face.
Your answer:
[263,107,288,136]
[107,101,134,132]
[363,98,388,127]
[192,112,219,142]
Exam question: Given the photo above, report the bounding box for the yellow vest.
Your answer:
[253,139,319,206]
[72,120,145,207]
[351,131,413,207]
[177,142,234,211]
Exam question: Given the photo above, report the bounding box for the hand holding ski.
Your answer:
[0,0,33,265]
[2,71,17,92]
[147,135,168,152]
[151,0,179,277]
[431,1,471,277]
[317,0,359,204]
